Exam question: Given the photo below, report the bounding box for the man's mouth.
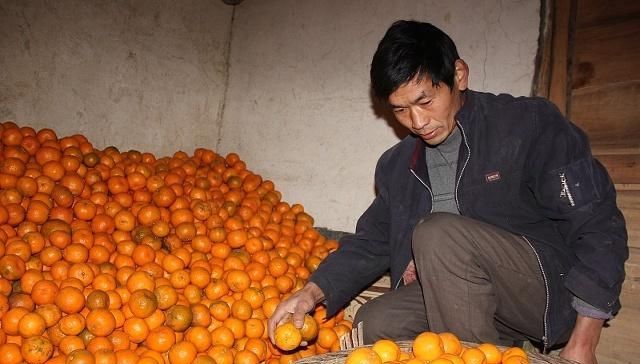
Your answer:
[419,129,438,139]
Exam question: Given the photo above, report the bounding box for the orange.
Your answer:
[441,353,465,364]
[404,357,425,364]
[234,349,260,364]
[0,307,29,335]
[185,326,212,353]
[439,332,463,355]
[145,326,176,353]
[168,341,197,364]
[241,287,265,309]
[299,314,319,342]
[209,300,231,321]
[461,347,487,364]
[429,359,455,364]
[59,313,86,336]
[59,335,85,355]
[223,317,245,339]
[225,270,251,293]
[231,299,253,320]
[21,335,54,364]
[86,290,110,310]
[316,327,338,350]
[412,331,444,361]
[18,312,47,338]
[345,347,382,364]
[502,356,529,364]
[164,304,193,332]
[274,322,302,351]
[244,318,265,339]
[34,304,62,328]
[476,343,502,364]
[94,348,118,364]
[501,347,528,361]
[0,254,26,280]
[0,343,23,364]
[211,326,235,348]
[371,339,401,363]
[208,345,234,364]
[85,308,116,337]
[154,285,178,310]
[128,289,158,318]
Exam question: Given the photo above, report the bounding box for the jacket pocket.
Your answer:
[537,158,600,214]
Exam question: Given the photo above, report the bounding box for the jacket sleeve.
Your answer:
[308,155,393,317]
[527,99,628,314]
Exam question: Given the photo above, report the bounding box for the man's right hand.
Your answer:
[267,281,325,344]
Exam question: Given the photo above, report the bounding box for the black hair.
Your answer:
[370,20,460,100]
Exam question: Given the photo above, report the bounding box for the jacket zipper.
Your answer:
[521,236,550,350]
[454,121,471,213]
[402,122,470,289]
[400,169,434,290]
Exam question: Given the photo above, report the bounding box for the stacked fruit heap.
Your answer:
[0,121,352,364]
[346,332,530,364]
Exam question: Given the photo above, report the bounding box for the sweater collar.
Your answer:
[410,89,475,171]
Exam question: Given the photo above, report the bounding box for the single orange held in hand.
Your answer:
[274,322,302,351]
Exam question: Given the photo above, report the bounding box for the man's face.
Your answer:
[387,61,468,146]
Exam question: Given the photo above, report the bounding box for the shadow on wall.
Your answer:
[369,88,410,141]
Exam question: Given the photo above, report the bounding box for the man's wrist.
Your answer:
[567,314,604,349]
[304,281,326,304]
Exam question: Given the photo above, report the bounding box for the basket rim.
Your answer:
[294,339,577,364]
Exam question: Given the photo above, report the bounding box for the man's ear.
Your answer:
[454,59,469,91]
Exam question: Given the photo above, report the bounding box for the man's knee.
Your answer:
[412,212,467,255]
[353,284,427,344]
[353,299,387,344]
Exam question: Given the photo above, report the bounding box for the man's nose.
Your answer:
[410,108,428,130]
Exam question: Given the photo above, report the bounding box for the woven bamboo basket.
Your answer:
[295,340,577,364]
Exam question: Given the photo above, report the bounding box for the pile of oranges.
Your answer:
[0,121,351,364]
[346,332,530,364]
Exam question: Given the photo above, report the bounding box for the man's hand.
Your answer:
[559,315,604,364]
[267,282,325,344]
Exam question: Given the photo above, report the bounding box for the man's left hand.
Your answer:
[559,315,604,364]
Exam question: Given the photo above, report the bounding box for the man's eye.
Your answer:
[393,108,406,114]
[420,100,432,106]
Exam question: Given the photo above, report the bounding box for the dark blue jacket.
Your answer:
[309,90,628,347]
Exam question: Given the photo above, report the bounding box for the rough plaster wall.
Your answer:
[222,0,540,232]
[0,0,232,157]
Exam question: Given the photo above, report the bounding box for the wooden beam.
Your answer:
[531,0,553,98]
[597,154,640,185]
[571,81,640,145]
[576,0,640,29]
[571,18,640,90]
[617,190,640,250]
[548,0,575,115]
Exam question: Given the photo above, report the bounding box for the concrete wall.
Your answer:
[222,0,540,231]
[0,0,540,233]
[0,0,232,155]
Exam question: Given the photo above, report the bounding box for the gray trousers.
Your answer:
[354,213,546,346]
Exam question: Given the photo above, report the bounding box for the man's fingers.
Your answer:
[267,305,287,342]
[292,310,305,329]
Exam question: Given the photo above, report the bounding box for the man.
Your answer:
[267,20,628,364]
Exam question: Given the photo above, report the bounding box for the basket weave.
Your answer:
[295,340,577,364]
